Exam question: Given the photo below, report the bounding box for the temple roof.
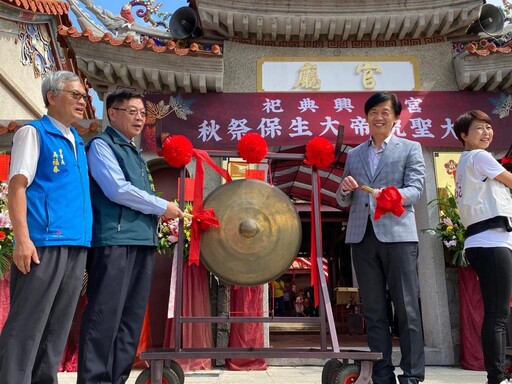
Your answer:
[58,25,224,98]
[195,0,483,41]
[62,0,512,94]
[2,0,69,15]
[453,30,512,91]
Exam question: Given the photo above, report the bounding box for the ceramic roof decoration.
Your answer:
[58,25,222,56]
[453,30,512,56]
[67,0,179,43]
[4,0,69,15]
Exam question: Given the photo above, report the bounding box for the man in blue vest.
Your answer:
[78,89,183,384]
[0,70,93,384]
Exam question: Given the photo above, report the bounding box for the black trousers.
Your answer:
[466,246,512,384]
[351,221,425,384]
[78,245,154,384]
[0,246,87,384]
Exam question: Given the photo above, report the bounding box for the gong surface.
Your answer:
[201,179,302,286]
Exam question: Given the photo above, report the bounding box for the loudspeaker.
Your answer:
[466,4,505,36]
[170,6,201,39]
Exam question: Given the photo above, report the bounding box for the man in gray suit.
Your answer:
[336,92,425,384]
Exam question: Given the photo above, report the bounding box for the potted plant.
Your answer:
[423,188,466,267]
[423,189,484,370]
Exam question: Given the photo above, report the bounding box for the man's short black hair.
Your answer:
[105,89,144,110]
[364,92,402,117]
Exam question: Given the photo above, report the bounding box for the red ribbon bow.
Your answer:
[186,209,220,231]
[362,185,406,221]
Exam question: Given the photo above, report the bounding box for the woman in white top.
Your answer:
[454,110,512,384]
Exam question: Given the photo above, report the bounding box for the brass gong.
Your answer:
[201,179,302,286]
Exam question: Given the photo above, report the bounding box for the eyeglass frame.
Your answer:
[53,89,89,102]
[110,107,147,118]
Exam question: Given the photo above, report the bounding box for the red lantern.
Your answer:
[304,137,335,168]
[161,135,193,168]
[237,133,267,163]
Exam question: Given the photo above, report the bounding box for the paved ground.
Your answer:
[58,365,488,383]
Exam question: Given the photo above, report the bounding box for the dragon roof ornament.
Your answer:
[67,0,178,42]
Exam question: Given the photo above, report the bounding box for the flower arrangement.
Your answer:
[423,189,467,267]
[157,202,192,260]
[0,183,13,278]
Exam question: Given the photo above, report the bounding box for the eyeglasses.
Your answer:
[111,107,147,118]
[54,89,89,102]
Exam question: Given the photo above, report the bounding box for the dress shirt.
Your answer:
[339,134,392,195]
[368,134,391,176]
[9,115,76,186]
[87,128,167,216]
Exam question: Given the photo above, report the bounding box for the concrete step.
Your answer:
[269,322,321,333]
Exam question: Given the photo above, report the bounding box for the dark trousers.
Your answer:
[0,246,87,384]
[466,246,512,384]
[274,296,285,316]
[351,221,425,384]
[78,245,154,384]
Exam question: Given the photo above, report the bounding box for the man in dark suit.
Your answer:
[336,92,425,384]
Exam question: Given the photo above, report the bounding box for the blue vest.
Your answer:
[25,116,92,247]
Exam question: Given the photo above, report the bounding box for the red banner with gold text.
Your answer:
[141,91,512,151]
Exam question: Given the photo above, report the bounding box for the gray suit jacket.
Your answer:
[336,136,425,243]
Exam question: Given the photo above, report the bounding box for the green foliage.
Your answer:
[422,189,467,267]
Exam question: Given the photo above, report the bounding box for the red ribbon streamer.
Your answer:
[188,149,232,265]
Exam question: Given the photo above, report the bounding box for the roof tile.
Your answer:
[5,0,69,15]
[57,25,223,57]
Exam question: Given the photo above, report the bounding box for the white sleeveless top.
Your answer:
[455,149,512,250]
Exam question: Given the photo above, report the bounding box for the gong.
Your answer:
[200,179,302,286]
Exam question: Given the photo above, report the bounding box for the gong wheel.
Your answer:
[164,360,184,384]
[134,366,180,384]
[332,364,361,384]
[322,358,343,384]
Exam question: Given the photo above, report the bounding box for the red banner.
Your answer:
[141,91,512,151]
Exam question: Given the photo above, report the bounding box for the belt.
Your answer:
[465,216,512,239]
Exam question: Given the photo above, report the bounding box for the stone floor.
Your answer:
[57,366,488,384]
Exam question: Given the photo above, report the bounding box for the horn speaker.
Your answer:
[466,4,505,36]
[170,6,202,39]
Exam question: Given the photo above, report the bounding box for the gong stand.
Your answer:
[141,150,382,384]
